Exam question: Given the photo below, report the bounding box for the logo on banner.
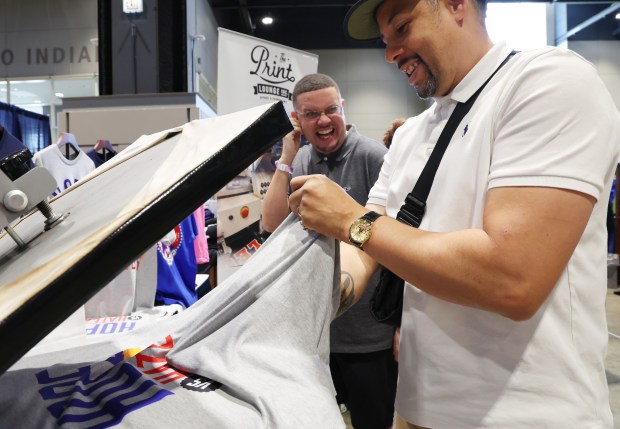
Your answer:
[250,45,296,101]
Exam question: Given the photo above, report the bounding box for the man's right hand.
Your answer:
[279,116,302,165]
[261,115,303,233]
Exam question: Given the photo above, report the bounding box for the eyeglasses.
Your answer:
[298,105,343,121]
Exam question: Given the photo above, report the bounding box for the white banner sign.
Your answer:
[217,28,318,116]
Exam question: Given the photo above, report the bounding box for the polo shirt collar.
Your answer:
[310,124,358,165]
[434,41,512,106]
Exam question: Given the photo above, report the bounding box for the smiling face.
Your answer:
[294,86,347,155]
[376,0,483,99]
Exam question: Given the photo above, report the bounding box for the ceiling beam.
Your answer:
[555,2,620,44]
[236,0,254,35]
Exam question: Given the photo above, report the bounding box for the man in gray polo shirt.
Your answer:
[262,73,396,429]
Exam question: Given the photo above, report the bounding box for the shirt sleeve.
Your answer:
[488,48,620,201]
[367,148,391,208]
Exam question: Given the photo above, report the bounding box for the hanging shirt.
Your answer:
[33,145,95,197]
[193,205,209,264]
[86,148,117,168]
[155,214,199,308]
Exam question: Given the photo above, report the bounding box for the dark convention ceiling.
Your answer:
[208,0,620,51]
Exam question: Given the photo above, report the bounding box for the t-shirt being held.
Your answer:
[0,217,345,429]
[292,124,393,354]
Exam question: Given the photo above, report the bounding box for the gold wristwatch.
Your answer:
[348,211,381,250]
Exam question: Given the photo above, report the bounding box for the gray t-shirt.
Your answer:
[293,125,394,353]
[0,217,346,429]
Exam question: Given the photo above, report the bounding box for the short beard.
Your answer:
[416,72,438,100]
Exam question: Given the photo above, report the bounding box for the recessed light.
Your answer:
[55,92,65,98]
[262,16,273,25]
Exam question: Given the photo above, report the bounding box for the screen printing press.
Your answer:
[0,101,290,374]
[0,101,348,428]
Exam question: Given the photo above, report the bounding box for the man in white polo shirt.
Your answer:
[288,0,620,428]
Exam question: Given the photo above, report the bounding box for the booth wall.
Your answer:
[0,0,98,78]
[570,41,620,110]
[310,48,428,142]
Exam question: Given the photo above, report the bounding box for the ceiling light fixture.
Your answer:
[262,16,273,25]
[123,0,143,14]
[616,12,620,19]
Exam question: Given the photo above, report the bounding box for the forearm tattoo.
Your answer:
[336,271,355,317]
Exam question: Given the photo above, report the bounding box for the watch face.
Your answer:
[350,219,372,244]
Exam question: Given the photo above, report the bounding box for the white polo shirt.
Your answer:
[368,42,620,428]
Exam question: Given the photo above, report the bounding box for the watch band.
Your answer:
[275,160,293,174]
[361,211,381,223]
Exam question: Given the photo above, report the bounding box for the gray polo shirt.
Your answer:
[293,125,394,353]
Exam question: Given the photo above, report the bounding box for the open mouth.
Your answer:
[399,58,422,84]
[403,62,418,77]
[316,128,335,139]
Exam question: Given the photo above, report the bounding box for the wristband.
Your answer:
[275,160,294,174]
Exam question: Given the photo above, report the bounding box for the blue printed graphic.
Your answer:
[36,352,173,428]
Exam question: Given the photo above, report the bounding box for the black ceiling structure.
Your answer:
[208,0,620,51]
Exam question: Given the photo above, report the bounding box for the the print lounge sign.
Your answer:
[217,28,318,115]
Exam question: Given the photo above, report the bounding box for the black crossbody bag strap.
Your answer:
[397,51,517,227]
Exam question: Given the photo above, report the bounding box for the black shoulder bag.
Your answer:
[370,52,516,327]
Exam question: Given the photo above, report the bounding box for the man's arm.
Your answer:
[335,204,384,317]
[261,117,302,233]
[290,175,594,321]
